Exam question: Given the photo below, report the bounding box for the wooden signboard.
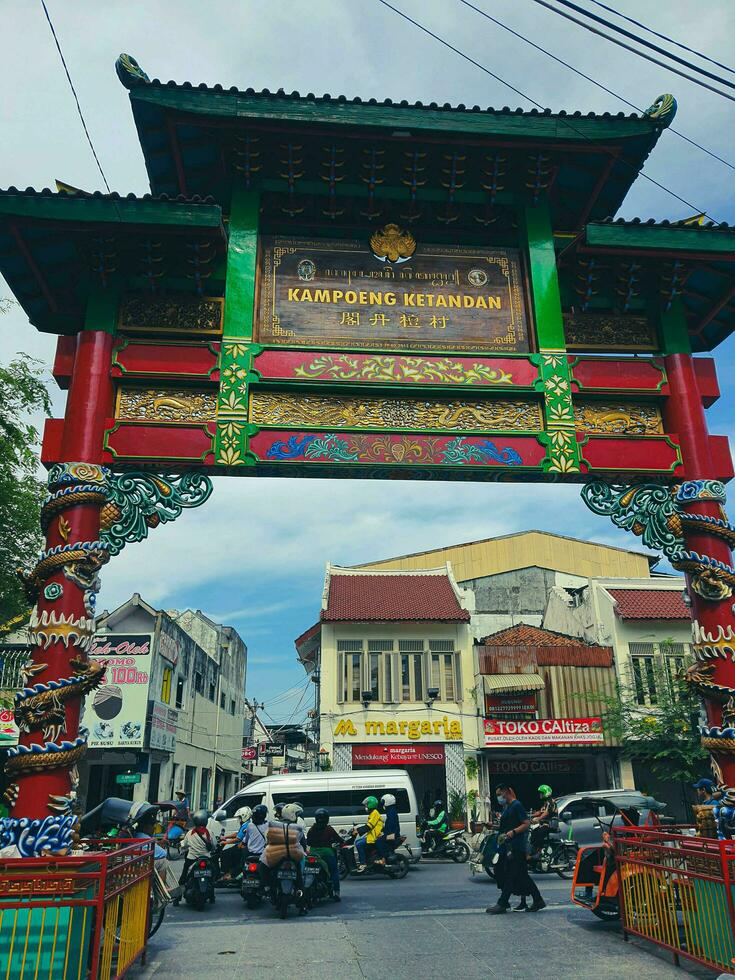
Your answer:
[256,235,530,353]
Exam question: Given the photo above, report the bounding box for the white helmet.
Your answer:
[235,805,252,825]
[281,802,304,823]
[381,793,396,808]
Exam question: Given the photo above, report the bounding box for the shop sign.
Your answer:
[115,772,142,785]
[486,758,586,776]
[148,700,178,753]
[352,744,446,766]
[484,717,604,746]
[158,630,179,666]
[241,747,257,761]
[0,698,19,745]
[87,633,152,749]
[485,692,537,717]
[261,744,284,757]
[333,715,462,742]
[257,235,529,354]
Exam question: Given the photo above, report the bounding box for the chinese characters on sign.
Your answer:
[257,236,530,353]
[483,717,604,746]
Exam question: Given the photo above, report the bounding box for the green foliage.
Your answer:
[465,756,478,781]
[0,356,51,625]
[467,789,479,820]
[448,790,466,821]
[599,646,708,784]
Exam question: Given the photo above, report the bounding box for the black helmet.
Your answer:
[314,808,329,825]
[252,804,268,824]
[433,799,443,809]
[192,809,209,828]
[274,802,284,818]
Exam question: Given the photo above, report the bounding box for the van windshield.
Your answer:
[221,792,265,818]
[271,787,411,817]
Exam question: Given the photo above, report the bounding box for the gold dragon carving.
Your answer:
[573,402,663,435]
[117,388,217,423]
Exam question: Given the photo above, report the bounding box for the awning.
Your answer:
[482,674,545,694]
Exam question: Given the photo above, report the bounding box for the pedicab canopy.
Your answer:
[1,55,734,483]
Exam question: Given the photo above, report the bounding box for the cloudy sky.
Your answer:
[2,0,734,722]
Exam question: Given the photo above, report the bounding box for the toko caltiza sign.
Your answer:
[484,717,604,746]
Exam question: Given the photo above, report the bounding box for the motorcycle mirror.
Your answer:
[213,808,226,821]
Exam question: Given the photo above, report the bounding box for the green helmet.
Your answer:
[363,795,378,810]
[538,784,553,798]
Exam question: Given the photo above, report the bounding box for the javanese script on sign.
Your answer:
[257,236,530,353]
[484,717,604,746]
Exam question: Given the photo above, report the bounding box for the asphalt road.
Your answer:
[133,858,719,979]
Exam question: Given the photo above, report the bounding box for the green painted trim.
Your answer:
[524,202,565,349]
[658,300,691,354]
[85,285,120,334]
[586,221,735,254]
[131,85,660,143]
[223,188,259,339]
[0,192,224,228]
[257,178,512,206]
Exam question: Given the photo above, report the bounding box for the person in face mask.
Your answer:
[486,784,545,915]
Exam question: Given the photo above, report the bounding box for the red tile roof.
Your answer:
[322,572,470,623]
[607,588,690,620]
[478,623,613,668]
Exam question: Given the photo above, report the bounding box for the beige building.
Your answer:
[296,564,481,815]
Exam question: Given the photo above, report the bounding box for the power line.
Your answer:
[457,0,735,172]
[374,0,723,222]
[586,0,735,76]
[552,0,735,90]
[531,0,735,103]
[39,0,114,193]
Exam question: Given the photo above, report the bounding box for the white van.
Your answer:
[213,769,422,861]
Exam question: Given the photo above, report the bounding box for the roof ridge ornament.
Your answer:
[116,53,150,89]
[644,93,677,128]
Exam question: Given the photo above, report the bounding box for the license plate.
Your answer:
[194,870,212,877]
[243,879,259,888]
[278,869,297,880]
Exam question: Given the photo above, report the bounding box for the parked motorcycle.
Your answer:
[80,796,174,936]
[468,827,501,880]
[418,825,470,863]
[183,853,216,910]
[528,824,578,879]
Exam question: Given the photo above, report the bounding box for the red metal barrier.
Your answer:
[0,839,153,979]
[612,826,735,973]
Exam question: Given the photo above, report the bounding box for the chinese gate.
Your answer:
[1,55,735,854]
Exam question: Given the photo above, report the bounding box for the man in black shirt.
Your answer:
[486,784,545,914]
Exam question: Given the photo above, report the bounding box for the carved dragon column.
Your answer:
[0,321,213,855]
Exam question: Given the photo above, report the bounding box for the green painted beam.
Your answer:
[223,188,259,339]
[586,221,735,255]
[0,192,224,229]
[257,178,514,206]
[659,299,691,355]
[132,85,661,143]
[84,284,120,335]
[524,201,565,349]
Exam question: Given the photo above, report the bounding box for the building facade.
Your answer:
[83,594,248,810]
[297,564,481,816]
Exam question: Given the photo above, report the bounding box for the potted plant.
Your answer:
[448,790,467,830]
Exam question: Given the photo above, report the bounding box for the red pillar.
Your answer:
[9,329,114,825]
[664,352,735,786]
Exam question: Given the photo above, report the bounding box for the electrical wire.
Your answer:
[39,0,114,193]
[530,0,735,103]
[549,0,735,91]
[586,0,735,76]
[374,0,723,222]
[457,0,735,172]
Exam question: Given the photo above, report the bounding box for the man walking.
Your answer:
[486,784,545,915]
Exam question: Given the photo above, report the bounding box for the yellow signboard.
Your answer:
[333,715,462,742]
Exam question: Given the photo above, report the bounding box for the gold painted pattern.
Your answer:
[564,313,657,351]
[117,388,217,423]
[250,392,542,431]
[574,402,664,435]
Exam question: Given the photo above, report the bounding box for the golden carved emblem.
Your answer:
[117,387,217,424]
[573,402,663,435]
[369,223,416,264]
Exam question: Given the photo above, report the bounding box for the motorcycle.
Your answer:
[80,796,175,937]
[419,825,470,863]
[528,823,578,879]
[338,829,409,880]
[272,856,309,918]
[241,856,266,909]
[468,826,501,880]
[183,853,216,910]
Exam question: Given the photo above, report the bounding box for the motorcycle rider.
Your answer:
[380,793,400,857]
[242,803,271,891]
[355,796,384,871]
[129,802,167,860]
[219,805,252,879]
[529,784,558,854]
[425,799,448,853]
[306,808,342,901]
[174,809,215,905]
